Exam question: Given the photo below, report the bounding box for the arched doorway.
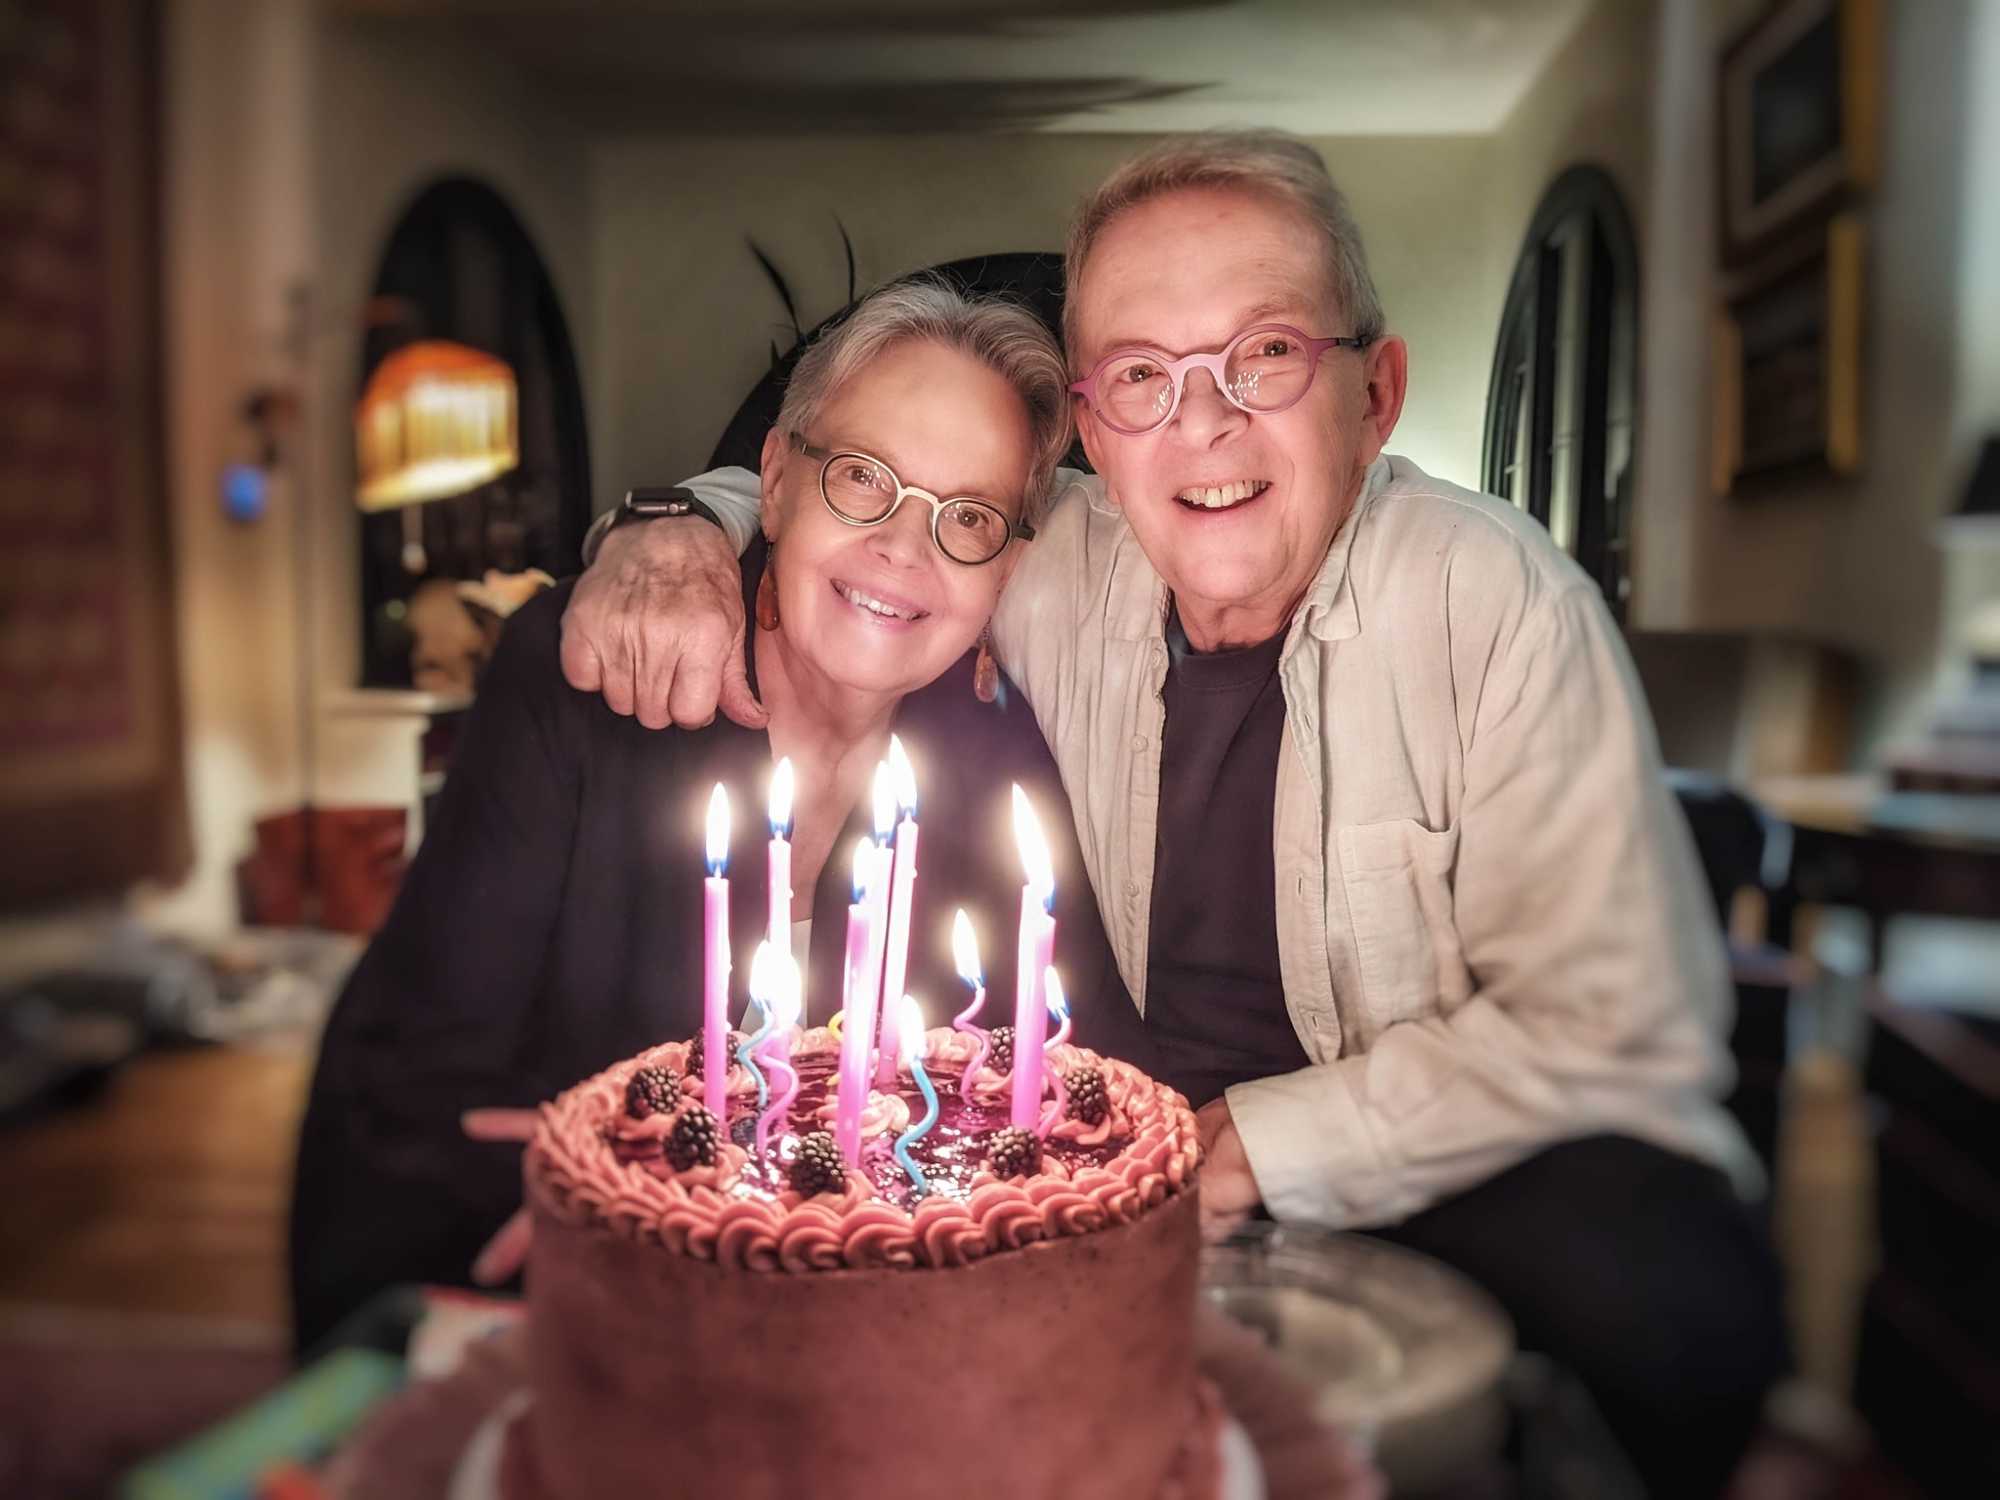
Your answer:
[356,178,591,687]
[1483,166,1639,619]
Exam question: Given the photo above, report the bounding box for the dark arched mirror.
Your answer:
[1483,166,1638,619]
[356,178,591,688]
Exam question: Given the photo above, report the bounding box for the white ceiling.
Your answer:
[333,0,1596,135]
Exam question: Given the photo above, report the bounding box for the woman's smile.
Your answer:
[830,576,932,627]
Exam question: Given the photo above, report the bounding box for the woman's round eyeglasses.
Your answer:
[1067,323,1371,436]
[792,433,1033,567]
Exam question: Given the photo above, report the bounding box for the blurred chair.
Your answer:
[1669,775,1892,1440]
[1665,769,1795,1171]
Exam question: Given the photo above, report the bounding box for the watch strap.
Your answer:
[581,487,726,567]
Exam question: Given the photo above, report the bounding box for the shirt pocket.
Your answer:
[1336,819,1462,1036]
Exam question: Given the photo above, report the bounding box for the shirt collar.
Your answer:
[1103,454,1390,645]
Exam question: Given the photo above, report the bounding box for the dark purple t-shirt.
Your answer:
[1143,608,1312,1109]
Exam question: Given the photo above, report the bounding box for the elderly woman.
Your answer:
[289,281,1147,1350]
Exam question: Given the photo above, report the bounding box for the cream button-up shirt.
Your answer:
[682,454,1758,1227]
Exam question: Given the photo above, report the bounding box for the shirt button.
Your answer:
[1131,735,1148,752]
[1125,880,1141,897]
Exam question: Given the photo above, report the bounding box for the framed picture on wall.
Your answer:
[1712,214,1865,490]
[1719,0,1880,263]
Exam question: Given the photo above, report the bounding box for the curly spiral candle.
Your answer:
[892,997,940,1197]
[753,952,803,1163]
[737,942,777,1115]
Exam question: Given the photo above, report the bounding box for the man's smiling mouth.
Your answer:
[1174,479,1270,512]
[832,579,930,623]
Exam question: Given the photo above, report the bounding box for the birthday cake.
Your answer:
[499,1023,1210,1500]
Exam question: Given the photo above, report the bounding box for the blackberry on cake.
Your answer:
[986,1026,1014,1075]
[664,1103,721,1170]
[624,1065,681,1119]
[686,1028,743,1080]
[985,1126,1040,1179]
[1067,1067,1109,1125]
[788,1131,845,1197]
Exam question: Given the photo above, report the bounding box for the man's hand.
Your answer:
[1195,1096,1263,1243]
[560,518,767,730]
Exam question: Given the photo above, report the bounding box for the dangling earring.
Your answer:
[973,624,999,704]
[755,542,781,632]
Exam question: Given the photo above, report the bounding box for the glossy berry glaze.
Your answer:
[614,1051,1123,1211]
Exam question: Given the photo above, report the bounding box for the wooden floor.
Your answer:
[0,1046,312,1331]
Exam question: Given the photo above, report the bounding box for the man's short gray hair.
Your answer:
[1063,129,1387,361]
[777,278,1072,528]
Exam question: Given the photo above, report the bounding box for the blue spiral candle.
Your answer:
[892,996,939,1196]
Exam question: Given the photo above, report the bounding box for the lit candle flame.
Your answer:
[1011,784,1054,903]
[898,994,925,1064]
[768,757,794,835]
[771,952,803,1031]
[888,735,917,817]
[851,835,875,900]
[872,762,896,840]
[739,940,776,1112]
[951,909,983,985]
[705,783,730,875]
[1037,965,1072,1142]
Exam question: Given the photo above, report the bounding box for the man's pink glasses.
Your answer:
[1068,323,1371,436]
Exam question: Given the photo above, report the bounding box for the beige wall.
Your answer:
[1684,0,1981,757]
[586,132,1496,504]
[1481,0,1656,311]
[143,0,318,933]
[144,5,599,933]
[1484,0,1992,766]
[1938,0,2000,697]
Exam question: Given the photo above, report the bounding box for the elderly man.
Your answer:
[563,132,1785,1493]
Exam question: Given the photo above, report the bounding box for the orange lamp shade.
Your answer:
[354,340,519,510]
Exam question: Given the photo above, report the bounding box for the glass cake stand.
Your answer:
[1202,1222,1516,1493]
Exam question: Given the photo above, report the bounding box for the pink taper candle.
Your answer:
[834,837,878,1167]
[766,757,794,956]
[949,908,992,1101]
[865,762,899,1076]
[1009,785,1057,1130]
[702,784,731,1121]
[876,737,919,1085]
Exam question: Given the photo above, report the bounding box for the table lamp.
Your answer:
[354,339,519,571]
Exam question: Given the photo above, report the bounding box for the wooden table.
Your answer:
[0,1044,313,1330]
[1753,774,2000,970]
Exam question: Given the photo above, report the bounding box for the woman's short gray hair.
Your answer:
[1063,129,1387,360]
[776,278,1072,528]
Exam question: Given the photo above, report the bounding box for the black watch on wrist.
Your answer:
[619,485,724,530]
